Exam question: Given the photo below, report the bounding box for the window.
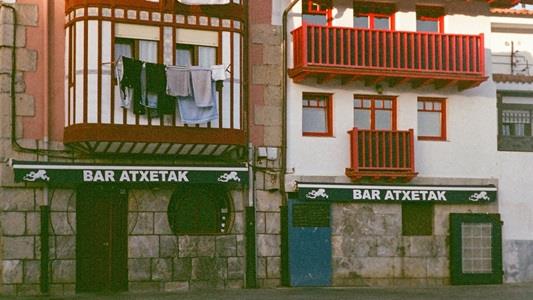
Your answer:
[168,185,232,235]
[353,95,396,130]
[402,203,433,236]
[302,93,332,136]
[353,2,396,30]
[114,37,159,63]
[418,98,446,141]
[416,6,444,33]
[498,92,533,151]
[302,0,332,26]
[176,44,217,67]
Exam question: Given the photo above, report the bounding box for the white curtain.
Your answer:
[115,43,132,61]
[139,40,158,63]
[178,0,231,4]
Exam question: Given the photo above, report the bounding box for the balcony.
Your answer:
[290,25,487,90]
[346,128,417,181]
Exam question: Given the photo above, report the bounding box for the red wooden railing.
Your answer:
[348,128,415,178]
[292,24,485,77]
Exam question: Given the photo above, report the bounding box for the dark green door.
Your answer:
[450,213,503,285]
[76,185,128,293]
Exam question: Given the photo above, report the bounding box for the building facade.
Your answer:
[268,0,533,288]
[0,0,254,296]
[1,0,533,296]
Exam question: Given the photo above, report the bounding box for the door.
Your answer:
[450,213,503,285]
[76,185,128,293]
[288,199,332,286]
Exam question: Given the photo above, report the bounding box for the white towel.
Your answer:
[211,65,227,81]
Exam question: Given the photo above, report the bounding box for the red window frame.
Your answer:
[303,0,332,26]
[416,6,444,33]
[353,2,396,30]
[417,97,447,141]
[353,95,397,130]
[302,92,333,137]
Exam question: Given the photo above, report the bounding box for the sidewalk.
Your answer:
[4,284,533,300]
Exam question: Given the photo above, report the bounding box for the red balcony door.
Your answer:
[353,95,397,130]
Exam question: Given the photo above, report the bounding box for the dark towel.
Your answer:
[120,57,145,115]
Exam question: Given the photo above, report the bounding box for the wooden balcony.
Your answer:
[346,128,417,181]
[290,25,488,90]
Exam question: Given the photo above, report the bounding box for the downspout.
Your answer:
[280,0,300,287]
[41,0,50,295]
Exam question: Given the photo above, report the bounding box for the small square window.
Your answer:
[416,6,444,33]
[302,93,332,137]
[418,98,446,141]
[402,203,433,236]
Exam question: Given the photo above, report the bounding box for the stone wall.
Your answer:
[503,240,533,283]
[249,10,285,287]
[331,203,498,287]
[127,188,246,292]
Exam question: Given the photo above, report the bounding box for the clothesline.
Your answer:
[102,61,233,76]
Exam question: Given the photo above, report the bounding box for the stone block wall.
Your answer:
[127,188,246,292]
[331,203,497,287]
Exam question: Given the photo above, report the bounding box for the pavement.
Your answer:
[3,284,533,300]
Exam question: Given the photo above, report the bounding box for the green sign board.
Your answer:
[12,160,248,185]
[298,183,497,204]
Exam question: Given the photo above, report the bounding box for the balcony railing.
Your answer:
[290,24,487,90]
[346,128,417,181]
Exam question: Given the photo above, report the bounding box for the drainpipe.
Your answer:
[280,0,301,287]
[41,0,50,295]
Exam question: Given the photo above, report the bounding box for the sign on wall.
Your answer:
[12,160,248,185]
[298,183,497,204]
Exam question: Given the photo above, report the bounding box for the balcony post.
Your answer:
[408,128,415,173]
[479,33,485,76]
[350,128,359,173]
[302,24,308,68]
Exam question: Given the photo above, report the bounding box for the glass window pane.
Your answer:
[354,99,362,107]
[417,101,424,110]
[424,101,433,110]
[354,109,371,129]
[434,102,442,110]
[176,48,192,66]
[417,19,439,32]
[303,14,328,26]
[375,110,392,130]
[374,16,390,30]
[303,107,327,133]
[138,40,158,63]
[198,46,216,68]
[375,100,383,108]
[384,100,392,109]
[354,15,369,28]
[115,41,133,60]
[363,99,372,108]
[418,111,442,137]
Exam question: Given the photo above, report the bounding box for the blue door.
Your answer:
[288,199,332,286]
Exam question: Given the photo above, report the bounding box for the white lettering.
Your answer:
[93,171,105,182]
[168,171,178,182]
[428,191,437,201]
[372,189,380,200]
[419,191,429,201]
[150,171,159,182]
[159,171,168,181]
[438,191,447,201]
[83,170,93,182]
[393,190,402,200]
[384,190,394,200]
[130,170,139,181]
[362,189,372,200]
[353,190,362,200]
[119,171,130,182]
[401,191,411,200]
[177,171,189,182]
[139,171,150,181]
[104,170,115,182]
[411,191,420,201]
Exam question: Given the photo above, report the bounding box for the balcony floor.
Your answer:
[289,65,487,91]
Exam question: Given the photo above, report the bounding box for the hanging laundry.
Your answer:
[177,81,218,124]
[166,66,191,97]
[190,66,213,108]
[117,56,145,115]
[211,64,227,81]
